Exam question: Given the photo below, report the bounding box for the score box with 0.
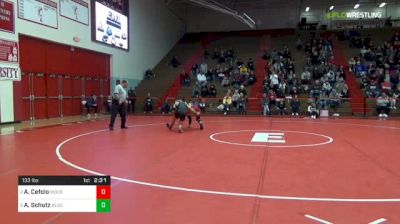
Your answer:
[18,176,111,213]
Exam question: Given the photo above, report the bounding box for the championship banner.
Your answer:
[0,38,19,63]
[0,64,21,81]
[60,0,89,25]
[18,0,58,29]
[333,19,385,28]
[0,0,14,33]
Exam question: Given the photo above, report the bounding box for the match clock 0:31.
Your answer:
[94,177,109,184]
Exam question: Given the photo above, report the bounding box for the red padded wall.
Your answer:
[62,75,73,116]
[32,73,47,119]
[72,77,83,115]
[18,35,111,120]
[46,74,60,118]
[19,36,46,73]
[46,42,71,74]
[20,73,31,121]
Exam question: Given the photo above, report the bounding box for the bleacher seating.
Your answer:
[132,29,400,117]
[335,28,400,117]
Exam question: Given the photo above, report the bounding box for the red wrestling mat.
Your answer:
[1,116,400,223]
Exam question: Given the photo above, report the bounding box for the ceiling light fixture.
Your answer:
[185,0,256,29]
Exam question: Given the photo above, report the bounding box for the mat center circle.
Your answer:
[209,130,333,148]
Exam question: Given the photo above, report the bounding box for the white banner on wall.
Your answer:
[333,19,385,29]
[0,64,21,81]
[18,0,58,29]
[60,0,89,25]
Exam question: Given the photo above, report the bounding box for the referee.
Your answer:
[109,80,128,130]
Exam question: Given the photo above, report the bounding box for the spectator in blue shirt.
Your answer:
[85,95,98,119]
[354,61,367,77]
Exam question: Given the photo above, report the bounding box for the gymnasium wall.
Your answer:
[182,3,400,33]
[184,6,300,33]
[0,0,185,123]
[301,4,400,27]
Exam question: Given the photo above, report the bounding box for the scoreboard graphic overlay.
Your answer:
[18,176,111,213]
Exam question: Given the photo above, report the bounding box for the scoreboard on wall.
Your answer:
[91,0,129,51]
[18,176,111,213]
[95,0,128,15]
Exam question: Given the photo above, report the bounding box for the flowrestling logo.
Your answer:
[327,11,383,20]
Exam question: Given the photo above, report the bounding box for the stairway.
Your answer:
[159,46,205,107]
[332,38,368,114]
[175,36,260,112]
[134,43,200,111]
[247,35,271,113]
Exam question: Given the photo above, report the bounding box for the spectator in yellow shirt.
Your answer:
[240,65,249,76]
[222,90,233,115]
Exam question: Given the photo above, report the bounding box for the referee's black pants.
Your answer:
[109,100,127,128]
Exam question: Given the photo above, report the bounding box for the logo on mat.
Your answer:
[251,133,286,144]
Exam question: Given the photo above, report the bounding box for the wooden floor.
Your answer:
[0,114,109,135]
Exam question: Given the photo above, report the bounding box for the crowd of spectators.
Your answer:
[177,47,258,115]
[133,32,400,118]
[218,85,249,115]
[301,37,347,117]
[260,45,299,116]
[348,31,400,117]
[259,36,345,117]
[193,48,256,90]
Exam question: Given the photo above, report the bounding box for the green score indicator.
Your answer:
[97,200,111,213]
